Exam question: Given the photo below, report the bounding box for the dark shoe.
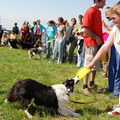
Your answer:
[109,94,118,99]
[102,88,112,92]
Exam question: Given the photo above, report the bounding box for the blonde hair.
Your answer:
[2,33,7,38]
[109,2,120,17]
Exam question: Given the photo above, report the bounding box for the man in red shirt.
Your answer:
[81,0,106,95]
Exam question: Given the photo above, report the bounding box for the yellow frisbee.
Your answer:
[76,67,90,80]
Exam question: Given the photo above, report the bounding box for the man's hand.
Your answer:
[95,35,102,45]
[82,27,102,45]
[86,61,95,70]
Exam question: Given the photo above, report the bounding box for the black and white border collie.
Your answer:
[5,77,80,118]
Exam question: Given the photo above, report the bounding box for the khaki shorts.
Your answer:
[84,46,100,71]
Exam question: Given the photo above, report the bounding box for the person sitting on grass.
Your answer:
[87,2,120,99]
[1,32,9,46]
[9,30,18,48]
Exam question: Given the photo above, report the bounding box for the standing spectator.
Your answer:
[75,15,84,68]
[31,21,37,33]
[33,20,46,42]
[102,7,114,77]
[20,22,30,49]
[46,20,57,59]
[102,7,115,93]
[52,21,57,52]
[81,0,106,95]
[29,21,37,47]
[52,17,66,64]
[69,15,84,63]
[87,2,120,98]
[68,18,77,62]
[12,23,19,35]
[63,20,71,62]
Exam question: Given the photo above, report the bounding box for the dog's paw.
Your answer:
[24,110,33,119]
[29,55,33,59]
[73,113,81,117]
[4,99,9,103]
[28,114,33,119]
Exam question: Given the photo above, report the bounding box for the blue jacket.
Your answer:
[33,24,46,35]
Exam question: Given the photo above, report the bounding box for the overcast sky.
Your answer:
[0,0,119,29]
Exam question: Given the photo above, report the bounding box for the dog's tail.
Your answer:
[5,84,19,103]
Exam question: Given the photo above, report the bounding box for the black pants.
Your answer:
[9,39,18,48]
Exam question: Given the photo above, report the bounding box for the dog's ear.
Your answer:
[63,79,74,86]
[63,79,68,85]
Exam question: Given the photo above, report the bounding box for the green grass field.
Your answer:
[0,47,119,120]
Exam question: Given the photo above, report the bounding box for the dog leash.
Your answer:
[70,94,108,104]
[70,99,96,104]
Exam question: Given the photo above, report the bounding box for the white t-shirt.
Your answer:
[112,26,120,54]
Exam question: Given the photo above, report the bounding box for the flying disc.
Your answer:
[47,40,52,43]
[76,67,90,80]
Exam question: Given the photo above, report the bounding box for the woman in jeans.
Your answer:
[52,17,66,64]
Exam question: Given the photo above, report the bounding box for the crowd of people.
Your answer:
[0,0,120,106]
[0,15,85,66]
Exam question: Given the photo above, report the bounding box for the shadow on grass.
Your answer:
[12,105,58,117]
[29,106,58,117]
[81,106,108,115]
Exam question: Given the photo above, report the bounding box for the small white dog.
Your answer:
[5,77,80,118]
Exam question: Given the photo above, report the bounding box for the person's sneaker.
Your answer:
[108,94,118,99]
[102,88,112,93]
[108,111,120,115]
[48,60,54,63]
[102,73,108,77]
[89,84,98,89]
[83,88,93,96]
[108,104,120,115]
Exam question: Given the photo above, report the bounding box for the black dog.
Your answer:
[5,77,80,118]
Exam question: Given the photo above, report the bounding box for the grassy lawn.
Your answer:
[0,47,119,120]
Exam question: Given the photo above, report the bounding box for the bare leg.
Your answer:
[83,74,89,85]
[90,71,96,82]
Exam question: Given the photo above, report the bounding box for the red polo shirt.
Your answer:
[83,7,104,46]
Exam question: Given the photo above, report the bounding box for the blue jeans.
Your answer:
[108,45,116,92]
[76,39,84,68]
[77,51,84,68]
[52,37,65,63]
[46,37,54,59]
[113,47,120,95]
[108,45,120,95]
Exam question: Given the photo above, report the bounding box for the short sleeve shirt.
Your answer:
[57,25,66,37]
[83,7,104,46]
